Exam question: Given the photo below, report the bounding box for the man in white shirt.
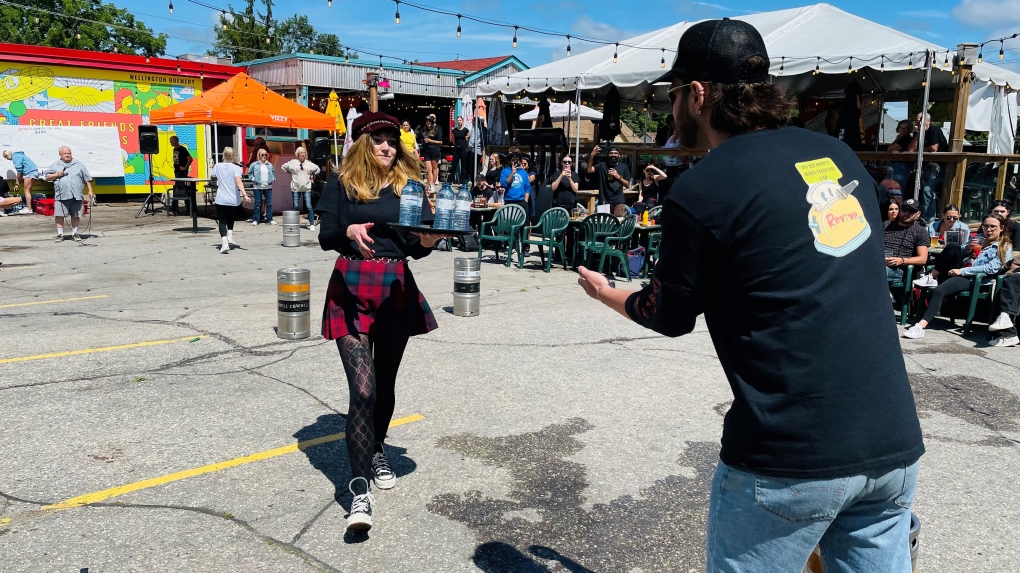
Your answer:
[281,147,321,230]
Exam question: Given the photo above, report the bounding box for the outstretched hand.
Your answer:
[346,223,376,258]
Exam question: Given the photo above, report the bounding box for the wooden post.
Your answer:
[945,43,979,208]
[997,159,1010,199]
[366,72,379,112]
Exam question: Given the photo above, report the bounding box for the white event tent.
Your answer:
[477,4,1019,151]
[519,101,603,121]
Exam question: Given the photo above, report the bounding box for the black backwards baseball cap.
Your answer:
[901,198,921,213]
[653,18,770,85]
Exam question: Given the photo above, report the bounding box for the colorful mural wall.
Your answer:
[0,62,206,194]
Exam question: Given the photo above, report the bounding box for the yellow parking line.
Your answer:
[0,335,207,365]
[0,295,108,309]
[43,413,425,510]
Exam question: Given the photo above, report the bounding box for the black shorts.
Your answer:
[422,147,441,161]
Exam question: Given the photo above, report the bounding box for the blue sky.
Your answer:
[114,0,1020,68]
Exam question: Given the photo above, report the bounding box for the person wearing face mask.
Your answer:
[586,144,632,212]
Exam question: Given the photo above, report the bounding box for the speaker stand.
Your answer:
[135,153,166,218]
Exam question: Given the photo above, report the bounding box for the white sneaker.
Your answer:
[346,477,375,533]
[372,448,396,490]
[308,224,316,232]
[989,312,1013,332]
[219,238,229,254]
[268,220,277,226]
[251,220,259,226]
[227,231,236,245]
[903,324,925,339]
[992,336,1019,347]
[913,275,938,288]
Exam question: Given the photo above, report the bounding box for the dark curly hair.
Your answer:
[698,56,795,135]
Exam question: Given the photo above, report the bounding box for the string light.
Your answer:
[506,76,510,88]
[880,55,884,72]
[613,43,618,63]
[814,56,819,75]
[1000,41,1005,60]
[978,47,983,63]
[778,56,784,75]
[456,14,461,37]
[943,51,949,69]
[512,26,518,49]
[908,53,913,69]
[221,12,227,30]
[660,48,666,69]
[168,1,173,14]
[394,0,400,24]
[328,0,332,6]
[847,56,852,73]
[566,35,571,56]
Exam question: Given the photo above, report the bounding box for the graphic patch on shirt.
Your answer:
[799,158,870,257]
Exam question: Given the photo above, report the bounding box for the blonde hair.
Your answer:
[221,147,235,162]
[2,150,11,159]
[295,146,306,156]
[339,133,422,202]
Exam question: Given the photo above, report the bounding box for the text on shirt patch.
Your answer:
[799,158,870,257]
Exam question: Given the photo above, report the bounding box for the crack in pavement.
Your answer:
[289,499,336,545]
[0,490,341,573]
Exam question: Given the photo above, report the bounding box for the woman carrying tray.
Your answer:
[315,111,449,533]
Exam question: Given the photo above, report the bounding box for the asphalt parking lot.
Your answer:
[1,204,1018,572]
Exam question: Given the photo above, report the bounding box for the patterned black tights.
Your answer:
[336,334,408,482]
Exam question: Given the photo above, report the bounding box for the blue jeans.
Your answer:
[887,267,904,284]
[292,191,314,222]
[253,188,272,222]
[920,170,941,223]
[707,459,919,573]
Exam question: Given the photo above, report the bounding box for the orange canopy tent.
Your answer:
[150,72,339,166]
[149,72,336,130]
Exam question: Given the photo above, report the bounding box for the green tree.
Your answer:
[0,0,166,56]
[277,14,315,53]
[208,0,279,62]
[620,108,669,138]
[313,33,346,57]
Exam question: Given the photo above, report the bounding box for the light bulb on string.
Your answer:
[613,43,618,63]
[1001,41,1005,60]
[168,1,173,14]
[848,57,852,74]
[512,26,518,49]
[328,0,332,6]
[880,55,885,72]
[978,47,983,63]
[566,35,571,57]
[506,77,510,88]
[222,12,227,30]
[908,53,913,69]
[778,56,784,75]
[394,0,400,24]
[456,15,461,38]
[660,48,666,68]
[814,57,819,75]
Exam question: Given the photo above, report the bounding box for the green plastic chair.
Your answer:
[478,204,527,267]
[519,207,570,272]
[888,265,917,325]
[593,214,637,281]
[914,271,1001,334]
[575,213,620,270]
[644,231,662,279]
[647,205,663,221]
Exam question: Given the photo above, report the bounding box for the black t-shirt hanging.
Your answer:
[625,126,924,479]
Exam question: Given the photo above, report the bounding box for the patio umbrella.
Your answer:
[324,90,347,136]
[488,97,507,146]
[343,107,360,157]
[535,98,554,128]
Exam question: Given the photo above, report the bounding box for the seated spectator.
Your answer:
[989,200,1020,246]
[884,197,901,222]
[886,120,913,152]
[633,163,667,212]
[884,198,929,285]
[487,186,505,207]
[550,155,580,210]
[927,203,969,239]
[482,153,503,188]
[470,174,491,200]
[989,252,1020,346]
[904,214,1012,339]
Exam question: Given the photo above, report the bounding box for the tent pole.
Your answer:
[333,131,339,170]
[575,84,582,163]
[913,49,934,203]
[213,122,218,165]
[875,94,884,151]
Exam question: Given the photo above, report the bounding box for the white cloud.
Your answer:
[951,0,1020,27]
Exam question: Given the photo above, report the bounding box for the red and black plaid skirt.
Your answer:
[321,256,438,340]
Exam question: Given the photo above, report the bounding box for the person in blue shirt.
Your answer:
[2,149,38,213]
[926,204,969,239]
[499,150,531,217]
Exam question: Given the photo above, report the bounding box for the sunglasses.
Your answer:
[982,224,1000,229]
[562,161,572,164]
[944,216,959,220]
[667,81,711,101]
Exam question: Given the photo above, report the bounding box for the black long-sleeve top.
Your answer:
[315,172,434,260]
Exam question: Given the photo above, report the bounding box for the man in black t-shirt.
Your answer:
[577,19,923,571]
[883,198,930,284]
[907,113,946,222]
[170,136,193,215]
[585,144,631,208]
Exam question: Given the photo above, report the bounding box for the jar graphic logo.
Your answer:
[798,158,871,257]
